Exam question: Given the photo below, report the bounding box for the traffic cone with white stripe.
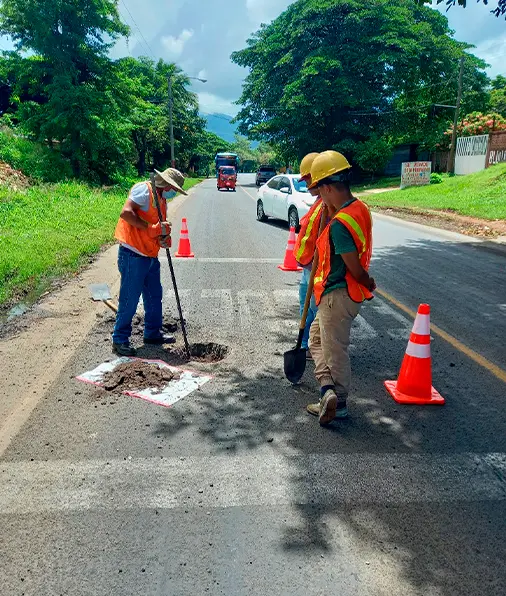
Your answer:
[384,304,445,405]
[278,227,302,272]
[175,218,194,258]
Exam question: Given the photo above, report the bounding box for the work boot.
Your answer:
[306,390,348,425]
[144,333,176,345]
[112,342,136,357]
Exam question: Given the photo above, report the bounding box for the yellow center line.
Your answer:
[377,288,506,384]
[238,180,505,384]
[238,184,257,202]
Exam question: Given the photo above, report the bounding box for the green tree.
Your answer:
[354,136,394,178]
[231,0,489,168]
[420,0,506,19]
[489,76,506,118]
[114,57,207,176]
[0,0,130,180]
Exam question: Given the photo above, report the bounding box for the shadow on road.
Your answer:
[143,235,506,594]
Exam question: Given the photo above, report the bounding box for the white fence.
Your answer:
[455,134,489,175]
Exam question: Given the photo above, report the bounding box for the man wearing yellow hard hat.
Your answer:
[293,152,324,357]
[306,151,376,425]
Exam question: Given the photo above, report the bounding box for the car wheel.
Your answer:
[257,200,267,222]
[288,208,300,232]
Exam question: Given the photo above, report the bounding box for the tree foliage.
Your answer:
[421,0,506,19]
[231,0,489,171]
[489,76,506,118]
[0,0,225,183]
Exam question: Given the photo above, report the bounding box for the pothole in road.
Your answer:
[179,342,229,363]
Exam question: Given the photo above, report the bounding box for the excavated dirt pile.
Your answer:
[0,161,31,189]
[102,360,179,393]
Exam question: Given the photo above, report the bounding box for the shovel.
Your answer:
[150,174,192,360]
[284,205,327,384]
[89,283,118,313]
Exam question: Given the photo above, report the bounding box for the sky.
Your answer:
[2,1,505,116]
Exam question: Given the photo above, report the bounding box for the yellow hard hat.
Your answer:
[309,150,351,188]
[299,152,319,180]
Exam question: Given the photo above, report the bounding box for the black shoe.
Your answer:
[144,333,176,345]
[112,343,137,357]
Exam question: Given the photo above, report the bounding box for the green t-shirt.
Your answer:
[322,218,357,297]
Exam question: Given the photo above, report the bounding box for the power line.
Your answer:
[120,0,156,59]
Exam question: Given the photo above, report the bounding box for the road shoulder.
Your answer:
[0,191,192,456]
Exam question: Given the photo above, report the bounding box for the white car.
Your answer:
[256,174,317,230]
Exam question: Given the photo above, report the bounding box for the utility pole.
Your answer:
[167,73,206,170]
[448,56,465,174]
[168,74,175,169]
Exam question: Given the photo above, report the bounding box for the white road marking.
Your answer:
[237,289,278,332]
[201,289,234,324]
[174,258,281,263]
[162,290,415,338]
[352,314,378,339]
[1,452,505,514]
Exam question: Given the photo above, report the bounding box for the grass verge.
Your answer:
[352,176,400,193]
[363,164,506,220]
[0,178,203,308]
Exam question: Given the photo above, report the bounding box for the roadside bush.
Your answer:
[430,173,443,185]
[0,128,72,182]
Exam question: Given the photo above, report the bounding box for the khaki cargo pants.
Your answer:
[309,288,361,398]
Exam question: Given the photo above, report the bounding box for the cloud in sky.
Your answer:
[1,0,504,115]
[161,29,194,60]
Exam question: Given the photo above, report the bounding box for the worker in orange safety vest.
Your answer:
[292,152,323,357]
[305,151,376,425]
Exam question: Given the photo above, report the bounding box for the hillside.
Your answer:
[201,113,238,144]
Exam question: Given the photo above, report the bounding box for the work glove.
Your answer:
[147,221,171,238]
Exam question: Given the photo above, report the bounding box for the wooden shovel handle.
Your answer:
[103,299,118,313]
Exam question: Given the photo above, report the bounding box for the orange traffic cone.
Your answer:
[175,218,195,258]
[384,304,444,405]
[278,227,302,272]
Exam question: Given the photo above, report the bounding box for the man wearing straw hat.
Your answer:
[112,168,187,356]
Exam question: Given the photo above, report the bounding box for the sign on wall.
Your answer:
[400,161,432,189]
[486,131,506,167]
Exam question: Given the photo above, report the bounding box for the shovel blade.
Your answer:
[283,347,307,384]
[89,283,112,301]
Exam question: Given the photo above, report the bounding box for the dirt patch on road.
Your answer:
[373,206,506,241]
[102,361,179,394]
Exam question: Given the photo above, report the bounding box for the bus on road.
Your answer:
[215,152,240,177]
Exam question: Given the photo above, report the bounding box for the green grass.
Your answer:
[364,164,506,220]
[352,176,401,193]
[0,178,203,307]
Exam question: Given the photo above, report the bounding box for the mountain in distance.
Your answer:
[202,112,259,149]
[201,113,238,144]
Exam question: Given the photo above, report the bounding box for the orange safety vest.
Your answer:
[115,181,166,258]
[293,198,324,266]
[314,198,373,306]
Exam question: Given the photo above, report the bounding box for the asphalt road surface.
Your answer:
[2,174,506,596]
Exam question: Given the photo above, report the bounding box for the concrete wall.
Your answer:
[455,135,488,176]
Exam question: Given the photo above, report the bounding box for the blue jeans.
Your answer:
[299,267,317,350]
[112,246,163,344]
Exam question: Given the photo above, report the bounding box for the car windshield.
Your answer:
[260,167,275,172]
[292,179,309,193]
[221,167,235,175]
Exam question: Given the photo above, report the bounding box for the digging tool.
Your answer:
[150,174,191,360]
[284,205,327,384]
[89,283,118,313]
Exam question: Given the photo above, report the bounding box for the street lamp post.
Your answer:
[168,74,207,169]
